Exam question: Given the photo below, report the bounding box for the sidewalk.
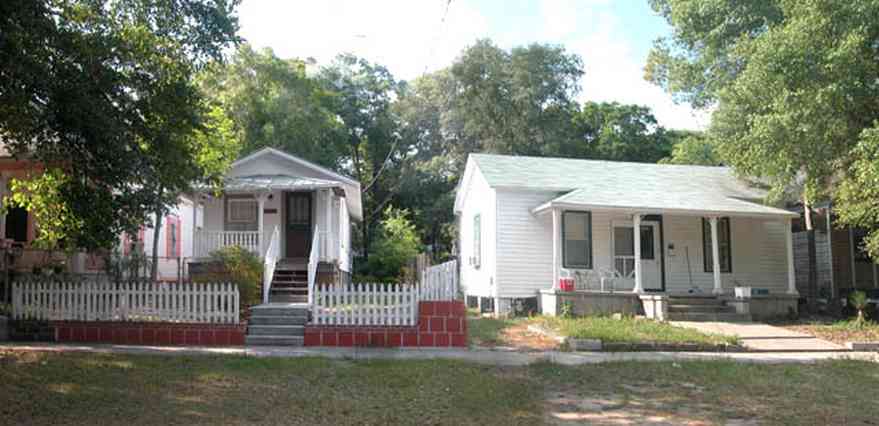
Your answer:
[671,321,848,352]
[2,342,876,365]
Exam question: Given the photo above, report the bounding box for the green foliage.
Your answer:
[449,39,584,157]
[660,132,723,166]
[560,301,574,319]
[4,169,82,251]
[362,208,421,282]
[849,291,869,324]
[199,45,344,168]
[102,247,152,282]
[203,246,262,309]
[0,0,241,249]
[647,0,879,206]
[567,102,674,162]
[836,125,879,260]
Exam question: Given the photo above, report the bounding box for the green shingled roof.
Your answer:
[469,154,795,217]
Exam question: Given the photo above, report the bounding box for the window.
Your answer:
[472,214,481,268]
[563,211,592,269]
[228,199,258,223]
[5,206,28,243]
[703,217,732,273]
[853,228,872,262]
[168,221,179,258]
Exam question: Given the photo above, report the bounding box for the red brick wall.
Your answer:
[304,301,467,348]
[52,322,246,346]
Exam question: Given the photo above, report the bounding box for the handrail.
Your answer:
[262,226,280,304]
[307,226,320,306]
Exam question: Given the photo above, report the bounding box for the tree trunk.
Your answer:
[151,210,163,282]
[803,196,818,312]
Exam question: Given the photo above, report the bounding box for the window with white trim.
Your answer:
[473,214,481,269]
[226,198,258,231]
[563,211,592,269]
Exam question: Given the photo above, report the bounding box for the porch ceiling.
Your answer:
[533,187,798,219]
[198,174,343,193]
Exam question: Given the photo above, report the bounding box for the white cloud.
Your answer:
[237,0,707,130]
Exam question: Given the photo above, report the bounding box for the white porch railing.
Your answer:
[307,226,320,306]
[195,230,260,257]
[12,281,239,324]
[420,260,459,301]
[312,282,418,326]
[262,226,280,304]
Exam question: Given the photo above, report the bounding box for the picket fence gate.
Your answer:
[12,281,239,324]
[312,282,418,326]
[420,260,459,301]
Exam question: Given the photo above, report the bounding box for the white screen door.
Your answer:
[612,221,662,291]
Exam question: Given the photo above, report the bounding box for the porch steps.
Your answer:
[666,296,751,322]
[269,269,308,304]
[246,303,309,346]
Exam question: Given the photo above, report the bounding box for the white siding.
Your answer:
[494,189,554,298]
[663,216,790,293]
[458,167,496,298]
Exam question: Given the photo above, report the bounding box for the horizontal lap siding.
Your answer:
[664,216,789,294]
[458,169,496,298]
[495,190,554,298]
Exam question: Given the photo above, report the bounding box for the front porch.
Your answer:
[534,200,801,320]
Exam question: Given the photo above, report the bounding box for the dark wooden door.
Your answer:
[285,192,312,258]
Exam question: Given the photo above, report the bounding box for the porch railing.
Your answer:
[307,226,320,306]
[195,230,260,257]
[262,226,280,304]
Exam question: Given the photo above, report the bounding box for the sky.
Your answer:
[237,0,709,130]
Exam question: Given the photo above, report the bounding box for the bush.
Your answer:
[360,207,421,283]
[199,246,262,310]
[849,291,869,324]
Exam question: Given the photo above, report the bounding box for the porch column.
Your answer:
[633,213,644,294]
[551,208,561,290]
[785,217,799,295]
[256,192,267,255]
[325,188,332,261]
[709,216,723,295]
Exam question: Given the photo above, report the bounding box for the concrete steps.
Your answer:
[246,303,309,346]
[667,296,751,322]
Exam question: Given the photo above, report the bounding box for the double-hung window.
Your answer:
[472,214,481,268]
[702,217,732,272]
[563,211,592,269]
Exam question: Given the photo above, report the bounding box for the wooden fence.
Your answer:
[420,259,459,301]
[12,281,239,324]
[312,282,418,326]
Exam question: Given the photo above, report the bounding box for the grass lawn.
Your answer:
[2,350,878,425]
[467,315,525,346]
[534,316,739,346]
[779,319,879,346]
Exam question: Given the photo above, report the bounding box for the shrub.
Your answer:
[362,207,421,282]
[200,246,262,310]
[849,291,869,324]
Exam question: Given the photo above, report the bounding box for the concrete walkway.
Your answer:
[2,342,875,365]
[671,321,847,352]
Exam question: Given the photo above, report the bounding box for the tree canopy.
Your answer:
[0,0,241,249]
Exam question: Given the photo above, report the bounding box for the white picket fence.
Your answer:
[420,260,459,301]
[12,281,239,324]
[312,282,418,326]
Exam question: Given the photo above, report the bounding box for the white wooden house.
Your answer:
[454,154,800,316]
[191,148,362,303]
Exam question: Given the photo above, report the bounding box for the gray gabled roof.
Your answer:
[467,154,796,218]
[203,175,343,193]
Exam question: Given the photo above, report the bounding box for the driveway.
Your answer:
[671,321,848,352]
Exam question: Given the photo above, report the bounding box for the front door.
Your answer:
[285,192,312,258]
[612,220,662,291]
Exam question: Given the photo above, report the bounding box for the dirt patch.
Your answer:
[772,316,879,346]
[541,386,729,425]
[469,316,561,351]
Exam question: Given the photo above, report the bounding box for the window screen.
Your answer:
[563,211,592,269]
